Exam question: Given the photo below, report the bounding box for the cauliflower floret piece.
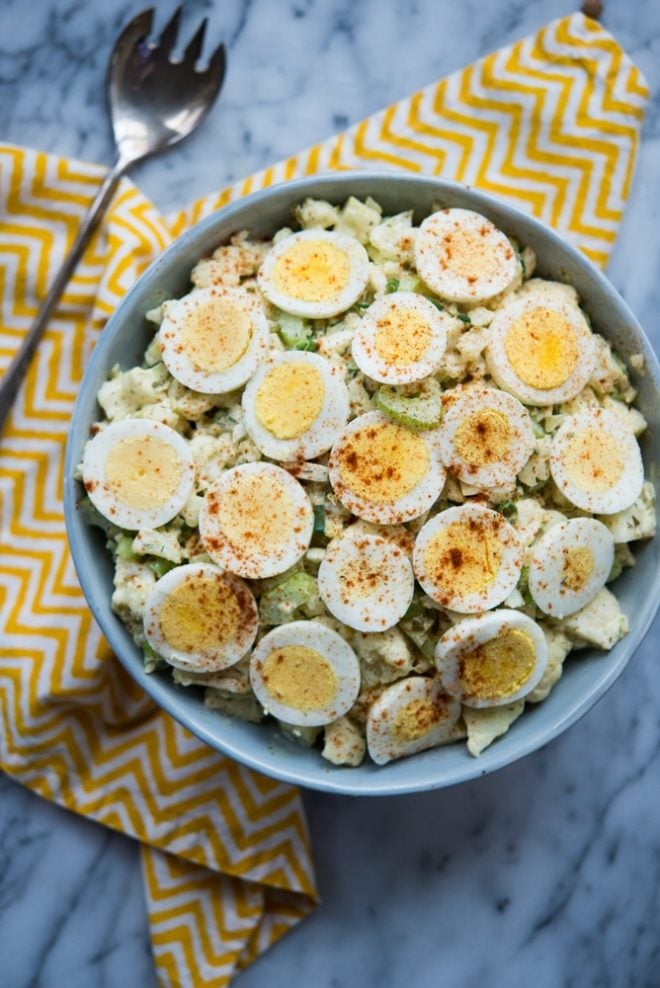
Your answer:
[322,717,366,766]
[111,558,156,638]
[179,492,203,528]
[351,628,413,688]
[368,262,388,297]
[455,325,491,364]
[601,396,647,437]
[464,701,525,757]
[369,211,415,263]
[526,628,573,703]
[514,498,558,547]
[590,336,632,397]
[517,436,552,489]
[134,399,185,432]
[599,482,656,543]
[347,375,374,416]
[334,196,382,243]
[557,587,629,650]
[294,197,340,230]
[173,657,250,692]
[144,331,162,363]
[168,380,219,421]
[189,432,236,489]
[190,232,268,288]
[316,329,354,358]
[98,364,169,420]
[205,690,263,723]
[131,527,182,564]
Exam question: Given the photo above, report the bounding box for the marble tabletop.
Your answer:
[2,0,659,985]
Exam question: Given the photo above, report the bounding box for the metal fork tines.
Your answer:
[0,6,226,429]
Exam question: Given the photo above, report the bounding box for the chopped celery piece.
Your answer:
[313,504,326,534]
[115,534,139,561]
[146,557,176,578]
[374,379,442,430]
[517,566,533,605]
[385,277,400,294]
[607,557,623,583]
[398,274,423,293]
[277,312,313,348]
[259,571,320,625]
[532,419,546,439]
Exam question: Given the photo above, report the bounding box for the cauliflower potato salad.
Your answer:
[77,196,656,767]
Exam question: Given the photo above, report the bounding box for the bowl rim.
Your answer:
[64,171,660,796]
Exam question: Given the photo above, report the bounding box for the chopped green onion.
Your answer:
[385,278,400,294]
[294,338,317,351]
[313,504,326,534]
[428,298,445,311]
[499,500,518,521]
[455,312,471,325]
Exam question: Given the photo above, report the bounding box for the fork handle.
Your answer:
[0,157,128,432]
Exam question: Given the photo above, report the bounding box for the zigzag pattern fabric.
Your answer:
[0,14,648,986]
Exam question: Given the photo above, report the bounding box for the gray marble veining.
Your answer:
[1,0,659,986]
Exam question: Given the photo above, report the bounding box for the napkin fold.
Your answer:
[0,13,648,987]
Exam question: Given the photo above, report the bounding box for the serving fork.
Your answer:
[0,6,226,428]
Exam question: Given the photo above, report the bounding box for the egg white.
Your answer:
[82,419,195,530]
[528,517,614,618]
[318,531,415,632]
[328,410,446,524]
[413,504,523,613]
[199,462,314,579]
[249,620,361,727]
[242,350,350,461]
[366,676,462,765]
[550,407,644,514]
[435,610,549,707]
[414,208,519,304]
[439,385,535,488]
[486,293,595,406]
[257,229,370,319]
[159,286,270,395]
[143,563,259,672]
[351,292,449,384]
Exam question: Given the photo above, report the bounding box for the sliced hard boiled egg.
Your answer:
[351,292,449,384]
[439,386,534,488]
[366,676,461,765]
[328,410,446,524]
[550,408,644,514]
[257,229,370,319]
[159,286,269,395]
[199,462,314,578]
[242,350,350,460]
[318,531,415,632]
[528,517,614,618]
[143,563,259,672]
[82,419,195,530]
[249,620,361,727]
[414,208,519,304]
[435,610,549,708]
[413,504,523,613]
[486,294,595,405]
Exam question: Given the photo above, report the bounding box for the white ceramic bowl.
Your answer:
[64,173,660,795]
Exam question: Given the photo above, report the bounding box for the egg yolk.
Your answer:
[393,695,448,742]
[562,545,595,592]
[373,308,432,365]
[423,519,503,597]
[504,307,578,389]
[180,297,252,372]
[453,408,513,465]
[254,363,325,439]
[159,572,241,654]
[214,473,296,553]
[459,628,536,700]
[105,436,182,509]
[435,221,503,280]
[338,421,429,504]
[261,645,338,711]
[561,427,624,493]
[271,240,350,302]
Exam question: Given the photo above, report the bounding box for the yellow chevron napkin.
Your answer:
[0,12,648,987]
